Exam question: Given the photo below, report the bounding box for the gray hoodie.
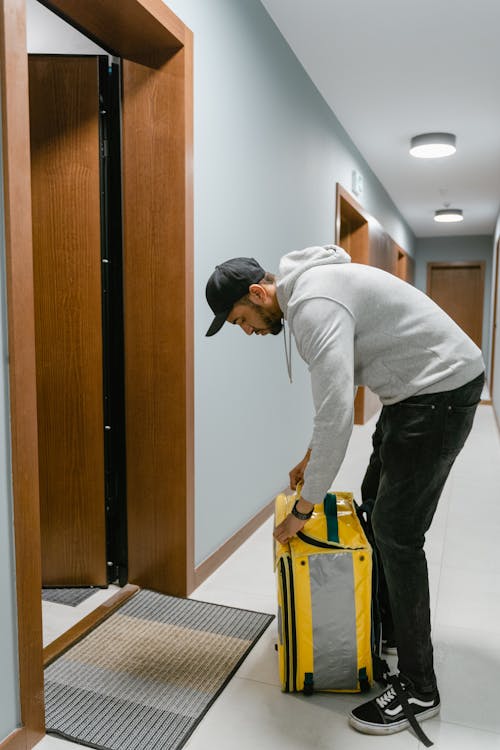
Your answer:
[276,245,484,504]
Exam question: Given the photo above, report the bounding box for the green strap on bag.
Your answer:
[324,492,339,543]
[296,484,339,543]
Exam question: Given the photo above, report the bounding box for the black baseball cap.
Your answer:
[205,257,265,336]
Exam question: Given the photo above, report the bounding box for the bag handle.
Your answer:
[296,484,339,543]
[323,492,339,543]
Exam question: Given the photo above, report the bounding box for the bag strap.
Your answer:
[389,675,434,747]
[295,485,339,543]
[323,492,339,543]
[356,498,387,682]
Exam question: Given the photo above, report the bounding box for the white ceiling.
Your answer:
[27,0,107,54]
[260,0,500,238]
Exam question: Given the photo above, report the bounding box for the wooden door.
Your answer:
[427,262,485,348]
[29,55,107,585]
[490,240,500,397]
[396,247,415,284]
[369,222,395,274]
[2,2,193,742]
[121,52,195,597]
[338,193,369,264]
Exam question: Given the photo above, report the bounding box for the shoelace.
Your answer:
[385,675,435,747]
[376,685,397,708]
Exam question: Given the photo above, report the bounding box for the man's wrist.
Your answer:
[296,497,314,513]
[292,497,314,520]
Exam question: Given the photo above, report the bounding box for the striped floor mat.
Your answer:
[42,588,97,607]
[45,588,274,750]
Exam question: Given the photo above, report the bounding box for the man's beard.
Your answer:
[247,301,283,335]
[263,311,283,335]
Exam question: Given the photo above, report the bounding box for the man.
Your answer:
[205,245,484,740]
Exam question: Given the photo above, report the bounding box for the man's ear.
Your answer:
[248,283,267,304]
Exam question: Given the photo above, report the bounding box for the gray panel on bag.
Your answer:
[309,552,357,690]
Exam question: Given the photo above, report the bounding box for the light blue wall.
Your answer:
[414,235,493,376]
[164,0,414,565]
[0,103,21,739]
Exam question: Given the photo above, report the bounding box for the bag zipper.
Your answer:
[286,555,298,692]
[278,557,291,692]
[297,530,365,551]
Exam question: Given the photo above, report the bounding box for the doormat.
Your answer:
[44,588,274,750]
[42,587,98,607]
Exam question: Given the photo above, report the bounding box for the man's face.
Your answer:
[227,299,283,336]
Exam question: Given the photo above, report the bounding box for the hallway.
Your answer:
[36,402,500,750]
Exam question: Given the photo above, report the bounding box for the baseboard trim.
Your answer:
[0,722,44,749]
[493,402,500,436]
[0,728,26,750]
[43,583,140,667]
[192,496,277,591]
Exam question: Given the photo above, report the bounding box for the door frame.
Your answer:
[0,1,193,746]
[490,239,500,398]
[335,182,370,260]
[335,183,380,424]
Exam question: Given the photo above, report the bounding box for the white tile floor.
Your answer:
[37,403,500,750]
[42,585,121,647]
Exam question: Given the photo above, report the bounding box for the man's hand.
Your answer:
[273,512,307,545]
[289,448,312,490]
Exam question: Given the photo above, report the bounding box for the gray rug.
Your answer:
[44,588,274,750]
[42,588,98,607]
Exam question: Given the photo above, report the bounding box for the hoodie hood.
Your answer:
[276,244,351,317]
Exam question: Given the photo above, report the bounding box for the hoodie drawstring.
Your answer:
[283,320,293,384]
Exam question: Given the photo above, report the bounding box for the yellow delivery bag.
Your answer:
[275,490,374,694]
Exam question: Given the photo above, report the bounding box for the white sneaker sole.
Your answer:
[348,704,440,736]
[382,645,398,656]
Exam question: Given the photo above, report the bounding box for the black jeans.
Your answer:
[361,372,484,694]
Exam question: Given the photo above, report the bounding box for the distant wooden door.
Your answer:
[29,55,107,585]
[427,262,485,348]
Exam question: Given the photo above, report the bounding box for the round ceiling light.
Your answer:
[434,208,463,223]
[410,132,457,159]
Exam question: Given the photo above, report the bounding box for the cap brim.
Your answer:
[205,310,229,337]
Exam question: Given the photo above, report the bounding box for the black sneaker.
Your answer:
[348,675,440,746]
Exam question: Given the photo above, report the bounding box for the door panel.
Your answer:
[29,55,107,585]
[369,222,395,274]
[121,52,194,596]
[427,262,484,349]
[396,247,415,284]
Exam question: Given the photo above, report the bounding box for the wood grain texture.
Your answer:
[41,0,184,65]
[396,247,415,284]
[336,185,370,265]
[183,30,195,595]
[369,220,395,274]
[405,254,415,285]
[427,262,485,348]
[489,239,499,398]
[4,1,193,743]
[29,56,107,585]
[0,729,27,750]
[0,0,45,742]
[122,42,194,597]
